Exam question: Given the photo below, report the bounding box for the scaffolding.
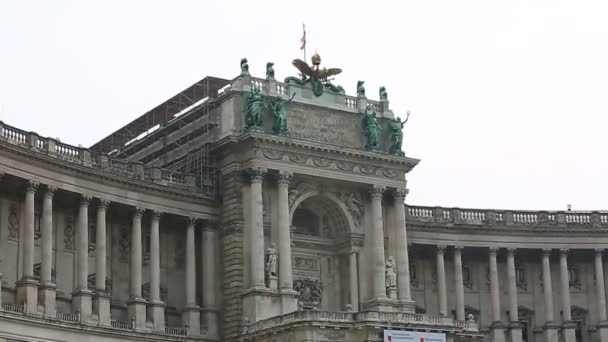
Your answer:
[90,76,229,196]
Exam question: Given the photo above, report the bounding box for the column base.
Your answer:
[279,289,298,314]
[182,305,200,336]
[599,321,608,342]
[490,322,506,342]
[93,290,112,326]
[38,283,56,318]
[509,321,523,342]
[16,277,40,315]
[562,321,577,342]
[364,297,400,312]
[148,300,166,332]
[544,321,560,342]
[72,289,93,323]
[127,297,148,330]
[387,287,397,300]
[201,306,219,340]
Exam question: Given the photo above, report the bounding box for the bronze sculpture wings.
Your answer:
[292,59,314,78]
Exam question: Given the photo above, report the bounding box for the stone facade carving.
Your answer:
[336,192,364,226]
[63,216,74,250]
[386,256,397,289]
[8,202,19,240]
[293,278,322,307]
[265,243,278,278]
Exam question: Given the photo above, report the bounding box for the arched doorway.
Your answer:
[289,193,356,312]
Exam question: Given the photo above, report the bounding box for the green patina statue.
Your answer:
[267,93,296,135]
[388,111,410,155]
[245,87,264,129]
[357,81,366,97]
[240,58,249,75]
[379,86,388,101]
[285,53,344,97]
[266,62,275,80]
[361,106,381,150]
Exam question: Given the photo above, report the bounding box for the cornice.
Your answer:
[407,221,608,236]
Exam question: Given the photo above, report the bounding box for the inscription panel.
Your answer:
[292,253,320,278]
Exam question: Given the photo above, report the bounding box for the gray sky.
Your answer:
[1,0,607,211]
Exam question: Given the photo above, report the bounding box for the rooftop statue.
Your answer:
[361,106,381,150]
[285,53,344,97]
[244,87,264,130]
[388,111,410,155]
[356,81,366,97]
[267,93,296,136]
[379,86,388,101]
[266,62,275,80]
[240,58,249,75]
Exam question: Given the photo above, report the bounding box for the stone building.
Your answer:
[0,55,604,342]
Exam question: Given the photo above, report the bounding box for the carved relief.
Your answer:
[358,164,377,175]
[8,202,19,240]
[292,255,319,272]
[262,150,283,160]
[337,192,364,226]
[288,182,317,208]
[293,278,322,307]
[118,225,130,262]
[335,160,355,171]
[64,216,74,250]
[324,331,346,340]
[311,158,331,167]
[288,153,308,164]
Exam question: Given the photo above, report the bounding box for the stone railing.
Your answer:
[232,76,389,115]
[165,326,189,336]
[1,303,24,313]
[243,310,476,334]
[0,121,200,193]
[57,312,80,322]
[110,320,134,330]
[407,205,608,228]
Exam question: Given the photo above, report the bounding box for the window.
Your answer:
[88,222,97,251]
[34,211,41,240]
[293,208,320,235]
[516,266,527,290]
[463,265,473,289]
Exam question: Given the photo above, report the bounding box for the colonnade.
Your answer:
[434,246,608,342]
[12,179,219,338]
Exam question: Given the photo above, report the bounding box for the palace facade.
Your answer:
[0,57,605,342]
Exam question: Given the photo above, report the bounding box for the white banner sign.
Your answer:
[384,330,446,342]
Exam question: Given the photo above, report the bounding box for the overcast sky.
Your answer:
[1,0,607,211]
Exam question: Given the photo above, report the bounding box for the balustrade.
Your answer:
[345,96,357,109]
[111,320,134,330]
[1,303,24,313]
[276,83,288,96]
[165,326,189,336]
[57,312,80,322]
[55,142,80,162]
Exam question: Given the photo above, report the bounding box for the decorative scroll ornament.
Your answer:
[293,278,322,307]
[337,192,364,226]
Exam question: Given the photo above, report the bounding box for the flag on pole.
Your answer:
[300,24,306,50]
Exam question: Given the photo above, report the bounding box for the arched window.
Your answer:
[293,208,320,235]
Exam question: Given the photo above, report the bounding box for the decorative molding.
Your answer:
[336,192,364,227]
[98,199,110,210]
[276,171,292,186]
[293,278,322,307]
[369,185,385,198]
[26,179,39,193]
[246,167,267,183]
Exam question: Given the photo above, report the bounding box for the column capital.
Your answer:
[595,248,604,256]
[134,207,146,218]
[542,248,553,256]
[45,186,57,198]
[506,247,517,256]
[489,246,499,255]
[393,188,409,200]
[369,185,385,198]
[80,195,92,207]
[454,246,464,254]
[246,167,267,183]
[560,248,569,256]
[98,199,110,210]
[26,180,39,193]
[151,210,163,221]
[188,216,198,227]
[276,171,293,186]
[437,245,446,254]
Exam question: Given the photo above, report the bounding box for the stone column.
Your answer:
[202,225,219,340]
[369,185,388,307]
[454,246,465,321]
[128,207,146,330]
[506,248,523,342]
[73,195,93,322]
[276,171,297,313]
[94,199,111,326]
[247,167,266,289]
[595,249,608,342]
[349,250,359,311]
[559,249,576,342]
[436,245,447,316]
[39,186,56,318]
[17,180,39,315]
[489,247,505,342]
[183,218,200,335]
[542,249,559,342]
[149,211,165,331]
[393,188,413,312]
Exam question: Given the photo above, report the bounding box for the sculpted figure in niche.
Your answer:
[245,87,264,129]
[386,256,397,289]
[266,243,278,278]
[361,106,381,150]
[388,111,410,155]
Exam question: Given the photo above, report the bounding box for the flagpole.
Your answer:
[302,23,306,62]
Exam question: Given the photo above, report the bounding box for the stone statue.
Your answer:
[357,80,366,97]
[388,111,410,155]
[379,86,388,101]
[266,93,296,135]
[265,243,278,278]
[240,58,249,75]
[245,87,264,129]
[385,256,397,289]
[266,62,275,80]
[466,313,476,323]
[361,106,381,150]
